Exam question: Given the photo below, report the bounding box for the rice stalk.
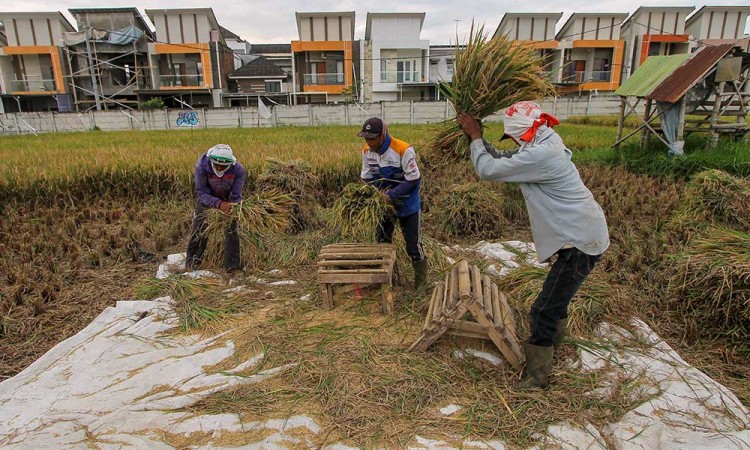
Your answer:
[670,227,750,344]
[256,158,321,231]
[202,190,294,269]
[425,22,554,166]
[669,169,750,241]
[330,182,395,241]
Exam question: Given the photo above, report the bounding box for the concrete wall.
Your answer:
[0,94,629,135]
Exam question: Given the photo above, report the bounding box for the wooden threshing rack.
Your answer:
[317,243,397,314]
[409,260,524,370]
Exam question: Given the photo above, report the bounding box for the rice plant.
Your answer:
[671,228,750,343]
[431,182,508,239]
[256,158,320,231]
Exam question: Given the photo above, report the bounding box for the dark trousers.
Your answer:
[528,247,601,347]
[376,211,425,262]
[185,202,241,271]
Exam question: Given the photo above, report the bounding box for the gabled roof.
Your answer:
[494,12,563,39]
[220,25,241,40]
[621,6,695,30]
[145,8,223,43]
[249,43,291,54]
[647,44,736,103]
[615,54,692,97]
[229,55,288,78]
[687,6,750,28]
[68,7,155,40]
[295,11,355,40]
[365,12,425,40]
[0,12,75,32]
[615,44,738,102]
[555,12,628,40]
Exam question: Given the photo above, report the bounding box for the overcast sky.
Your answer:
[3,0,749,44]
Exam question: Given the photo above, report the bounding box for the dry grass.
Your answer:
[188,297,646,448]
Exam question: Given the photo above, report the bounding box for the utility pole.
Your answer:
[84,25,102,110]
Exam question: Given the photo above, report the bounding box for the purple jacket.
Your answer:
[194,154,246,208]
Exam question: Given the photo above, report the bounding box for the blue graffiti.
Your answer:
[176,111,199,127]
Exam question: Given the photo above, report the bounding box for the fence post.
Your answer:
[238,106,243,127]
[380,102,385,120]
[201,108,207,128]
[13,113,20,134]
[51,111,58,133]
[344,102,349,126]
[309,104,313,126]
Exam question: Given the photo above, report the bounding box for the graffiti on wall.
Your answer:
[176,111,199,127]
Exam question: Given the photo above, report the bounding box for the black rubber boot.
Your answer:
[553,318,568,349]
[413,259,428,292]
[514,343,554,391]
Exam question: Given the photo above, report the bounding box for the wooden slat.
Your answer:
[318,273,391,284]
[497,291,517,338]
[318,259,389,267]
[423,283,440,330]
[447,319,488,334]
[318,269,388,274]
[486,283,496,318]
[440,272,450,314]
[447,329,492,340]
[319,252,392,260]
[447,265,458,311]
[471,265,483,308]
[482,275,492,313]
[457,260,471,300]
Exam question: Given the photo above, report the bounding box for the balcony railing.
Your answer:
[159,75,205,88]
[562,70,612,83]
[303,73,345,86]
[11,78,56,92]
[379,70,422,83]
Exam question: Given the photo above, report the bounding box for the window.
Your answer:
[446,58,454,75]
[265,80,281,93]
[380,58,387,82]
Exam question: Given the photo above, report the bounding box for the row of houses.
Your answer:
[0,6,748,112]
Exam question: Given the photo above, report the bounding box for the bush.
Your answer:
[138,97,165,110]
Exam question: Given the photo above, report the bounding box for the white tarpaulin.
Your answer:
[1,246,748,449]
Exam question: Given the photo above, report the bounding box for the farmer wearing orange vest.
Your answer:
[358,117,428,290]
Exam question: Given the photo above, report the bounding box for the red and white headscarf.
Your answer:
[502,101,560,144]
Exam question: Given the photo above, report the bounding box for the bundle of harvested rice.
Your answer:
[672,228,750,343]
[432,182,507,239]
[426,22,553,166]
[670,169,750,240]
[330,182,394,241]
[202,189,294,269]
[256,158,320,231]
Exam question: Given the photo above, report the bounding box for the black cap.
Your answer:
[357,117,383,139]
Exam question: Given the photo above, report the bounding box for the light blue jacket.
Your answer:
[470,128,609,263]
